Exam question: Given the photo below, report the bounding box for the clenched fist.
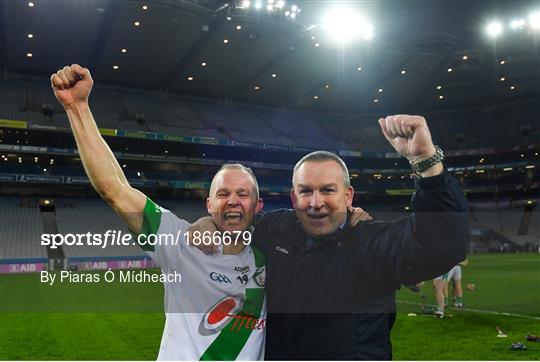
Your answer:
[51,64,93,108]
[378,115,436,164]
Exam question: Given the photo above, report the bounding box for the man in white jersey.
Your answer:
[51,64,266,360]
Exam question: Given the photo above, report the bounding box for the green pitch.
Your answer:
[0,253,539,360]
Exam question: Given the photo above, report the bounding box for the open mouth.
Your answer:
[224,211,243,222]
[307,213,329,224]
[307,213,329,220]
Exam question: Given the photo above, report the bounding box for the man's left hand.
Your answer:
[378,115,436,164]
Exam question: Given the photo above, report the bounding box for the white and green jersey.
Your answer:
[137,198,266,361]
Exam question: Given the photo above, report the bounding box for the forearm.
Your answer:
[376,171,469,286]
[403,170,470,280]
[411,169,469,243]
[65,102,129,200]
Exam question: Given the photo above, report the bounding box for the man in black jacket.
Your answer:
[253,115,469,360]
[191,115,469,360]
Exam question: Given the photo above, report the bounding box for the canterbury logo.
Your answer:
[275,245,289,254]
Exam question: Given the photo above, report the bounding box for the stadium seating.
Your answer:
[1,77,538,152]
[0,196,48,259]
[55,198,145,258]
[54,197,209,258]
[154,199,207,223]
[1,192,537,262]
[470,203,540,245]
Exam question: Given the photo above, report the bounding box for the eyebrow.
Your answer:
[296,183,338,189]
[216,187,250,193]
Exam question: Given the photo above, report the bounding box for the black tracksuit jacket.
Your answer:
[252,170,470,360]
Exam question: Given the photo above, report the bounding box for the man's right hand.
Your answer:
[51,63,146,234]
[51,64,93,108]
[349,207,373,226]
[187,217,219,254]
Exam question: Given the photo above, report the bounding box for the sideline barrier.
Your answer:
[0,257,156,273]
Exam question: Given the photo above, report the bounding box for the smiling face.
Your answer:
[206,168,263,233]
[291,160,353,237]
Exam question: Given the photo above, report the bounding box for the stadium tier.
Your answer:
[1,78,538,152]
[55,198,145,259]
[0,196,47,260]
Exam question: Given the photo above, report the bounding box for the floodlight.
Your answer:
[486,21,503,38]
[510,19,525,29]
[322,7,374,43]
[242,0,250,8]
[529,12,540,29]
[276,0,285,9]
[254,1,262,10]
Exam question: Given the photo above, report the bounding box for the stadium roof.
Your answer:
[2,0,539,113]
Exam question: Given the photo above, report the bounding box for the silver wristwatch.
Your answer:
[410,145,444,175]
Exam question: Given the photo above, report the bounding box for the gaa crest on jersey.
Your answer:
[198,294,245,336]
[253,266,265,287]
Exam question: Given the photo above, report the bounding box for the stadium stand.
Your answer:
[190,98,278,144]
[1,78,538,152]
[470,202,540,247]
[155,199,208,223]
[54,197,210,259]
[56,198,145,258]
[0,196,48,259]
[117,90,210,135]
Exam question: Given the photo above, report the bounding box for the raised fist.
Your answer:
[51,64,93,108]
[378,115,436,163]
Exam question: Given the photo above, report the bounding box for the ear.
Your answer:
[206,197,212,214]
[290,189,297,208]
[255,197,264,214]
[346,186,354,208]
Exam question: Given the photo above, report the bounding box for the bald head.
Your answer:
[209,163,259,199]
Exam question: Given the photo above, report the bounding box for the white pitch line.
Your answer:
[396,300,540,321]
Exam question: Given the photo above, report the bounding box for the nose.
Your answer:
[227,193,240,207]
[309,191,324,209]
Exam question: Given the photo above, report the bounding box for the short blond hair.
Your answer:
[210,163,259,198]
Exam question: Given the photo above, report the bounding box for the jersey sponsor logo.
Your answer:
[234,265,250,274]
[275,245,289,254]
[198,294,266,336]
[199,294,244,335]
[210,272,232,284]
[253,267,265,287]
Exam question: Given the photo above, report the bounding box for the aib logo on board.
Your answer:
[198,295,266,336]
